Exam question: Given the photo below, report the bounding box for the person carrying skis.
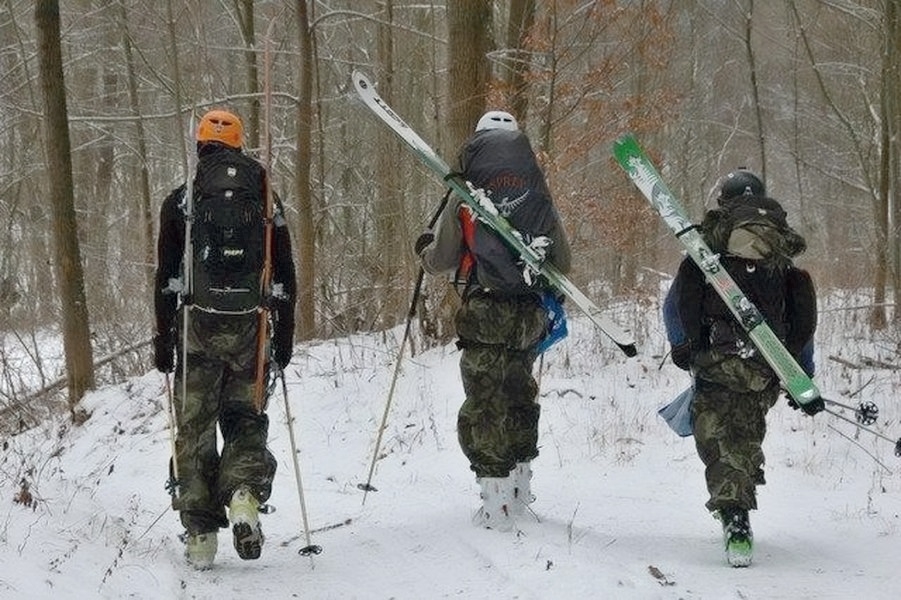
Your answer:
[415,110,571,531]
[665,168,820,567]
[152,109,296,570]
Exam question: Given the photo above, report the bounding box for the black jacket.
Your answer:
[675,255,816,369]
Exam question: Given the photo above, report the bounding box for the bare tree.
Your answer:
[446,1,492,154]
[115,0,155,298]
[504,0,536,124]
[295,0,316,339]
[236,0,261,149]
[34,0,95,412]
[887,1,901,324]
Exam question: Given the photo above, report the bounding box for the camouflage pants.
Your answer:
[454,292,548,478]
[691,373,779,512]
[171,310,277,534]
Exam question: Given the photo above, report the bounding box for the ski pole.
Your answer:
[279,368,322,557]
[358,189,453,503]
[822,397,879,426]
[163,373,180,498]
[822,407,901,457]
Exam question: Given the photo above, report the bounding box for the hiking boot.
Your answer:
[510,462,536,516]
[185,531,217,570]
[719,508,753,568]
[229,487,264,560]
[472,476,515,532]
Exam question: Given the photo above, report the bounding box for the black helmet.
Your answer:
[718,169,765,203]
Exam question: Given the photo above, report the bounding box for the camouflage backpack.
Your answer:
[701,195,806,263]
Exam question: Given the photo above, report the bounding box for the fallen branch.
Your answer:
[827,355,861,369]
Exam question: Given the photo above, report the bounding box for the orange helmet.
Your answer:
[196,109,244,148]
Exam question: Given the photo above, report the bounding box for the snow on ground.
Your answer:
[1,298,899,599]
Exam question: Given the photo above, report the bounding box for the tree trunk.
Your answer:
[375,0,405,328]
[294,0,316,339]
[165,0,189,176]
[116,0,155,298]
[446,0,492,155]
[236,0,261,151]
[506,0,536,124]
[34,0,95,412]
[887,1,901,324]
[743,0,766,179]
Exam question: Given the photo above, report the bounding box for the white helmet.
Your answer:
[475,110,518,132]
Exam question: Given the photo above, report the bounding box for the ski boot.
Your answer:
[511,461,536,516]
[719,507,753,567]
[229,487,264,560]
[473,476,515,532]
[184,531,217,570]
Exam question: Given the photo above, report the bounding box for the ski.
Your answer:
[612,134,820,406]
[352,71,636,357]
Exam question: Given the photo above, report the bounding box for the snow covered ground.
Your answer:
[1,297,899,599]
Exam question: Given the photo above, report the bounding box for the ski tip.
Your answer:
[351,70,372,93]
[613,133,637,146]
[612,134,641,161]
[620,343,638,357]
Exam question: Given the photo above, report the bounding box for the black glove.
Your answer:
[670,341,693,371]
[153,331,175,373]
[272,327,292,370]
[273,344,291,371]
[414,231,435,256]
[788,395,825,417]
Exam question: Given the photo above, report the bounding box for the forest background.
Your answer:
[1,0,899,425]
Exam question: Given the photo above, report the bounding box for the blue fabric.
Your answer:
[536,292,568,354]
[663,279,686,345]
[799,338,815,377]
[658,386,694,437]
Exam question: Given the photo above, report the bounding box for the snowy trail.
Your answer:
[2,313,899,599]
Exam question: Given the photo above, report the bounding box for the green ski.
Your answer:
[612,134,821,406]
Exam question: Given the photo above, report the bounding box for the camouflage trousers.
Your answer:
[691,373,779,512]
[171,310,277,534]
[454,292,548,478]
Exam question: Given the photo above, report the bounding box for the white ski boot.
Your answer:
[229,487,264,560]
[473,476,515,532]
[511,461,536,516]
[185,531,217,570]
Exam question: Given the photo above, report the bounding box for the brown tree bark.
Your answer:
[374,0,406,327]
[506,0,536,124]
[888,1,901,324]
[116,0,155,297]
[446,0,492,155]
[295,0,316,339]
[34,0,95,412]
[743,0,766,180]
[236,0,261,150]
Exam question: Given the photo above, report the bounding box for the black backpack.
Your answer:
[189,150,266,314]
[459,130,559,295]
